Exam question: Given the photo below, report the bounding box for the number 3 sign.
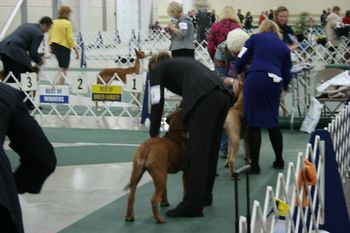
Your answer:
[20,72,38,91]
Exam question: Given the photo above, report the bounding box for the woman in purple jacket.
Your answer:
[207,6,241,60]
[235,20,293,174]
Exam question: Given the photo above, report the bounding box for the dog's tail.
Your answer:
[123,148,149,191]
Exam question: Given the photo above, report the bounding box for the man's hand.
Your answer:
[224,78,242,95]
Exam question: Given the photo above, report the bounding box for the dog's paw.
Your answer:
[125,216,135,222]
[156,216,166,224]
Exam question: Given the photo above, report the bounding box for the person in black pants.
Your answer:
[0,83,56,233]
[148,53,239,217]
[0,17,53,109]
[0,17,52,82]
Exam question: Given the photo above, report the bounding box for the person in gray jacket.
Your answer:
[0,17,53,83]
[167,1,195,58]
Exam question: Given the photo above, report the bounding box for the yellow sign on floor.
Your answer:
[91,85,122,101]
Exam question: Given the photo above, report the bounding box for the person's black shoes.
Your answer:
[166,202,204,217]
[204,194,212,206]
[272,160,285,170]
[250,165,261,175]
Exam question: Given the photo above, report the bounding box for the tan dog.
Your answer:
[96,48,147,109]
[224,75,250,175]
[125,109,188,224]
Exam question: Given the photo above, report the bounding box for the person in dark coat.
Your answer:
[0,83,56,233]
[244,11,253,33]
[274,6,297,50]
[0,17,53,82]
[197,8,210,42]
[235,20,293,174]
[148,53,237,217]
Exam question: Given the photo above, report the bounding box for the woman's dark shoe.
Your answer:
[272,160,285,170]
[166,202,204,217]
[249,165,261,175]
[204,194,213,206]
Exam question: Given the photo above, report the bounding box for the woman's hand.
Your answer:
[74,48,80,59]
[224,77,242,94]
[167,23,177,33]
[287,42,298,51]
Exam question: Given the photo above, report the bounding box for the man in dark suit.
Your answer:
[0,16,53,83]
[149,54,237,217]
[0,83,56,233]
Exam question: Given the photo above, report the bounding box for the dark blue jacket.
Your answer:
[149,58,231,137]
[235,32,292,90]
[0,23,43,69]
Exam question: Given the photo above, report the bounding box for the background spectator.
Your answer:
[197,8,210,42]
[325,6,343,48]
[321,10,328,27]
[274,6,297,50]
[48,6,79,85]
[268,9,274,20]
[151,21,162,32]
[295,12,310,42]
[210,9,216,25]
[343,10,350,24]
[245,11,253,33]
[167,1,195,58]
[207,6,241,60]
[237,9,244,24]
[259,11,266,25]
[188,10,197,29]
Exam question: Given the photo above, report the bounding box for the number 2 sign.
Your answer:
[71,75,88,94]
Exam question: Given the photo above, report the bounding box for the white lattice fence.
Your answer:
[240,103,350,233]
[239,135,325,233]
[327,104,350,183]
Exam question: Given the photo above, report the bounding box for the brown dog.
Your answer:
[125,109,188,223]
[96,49,147,109]
[223,75,250,175]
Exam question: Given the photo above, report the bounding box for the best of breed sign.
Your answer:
[91,84,122,101]
[39,85,69,104]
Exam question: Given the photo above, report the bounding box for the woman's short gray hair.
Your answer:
[167,1,183,18]
[226,29,249,53]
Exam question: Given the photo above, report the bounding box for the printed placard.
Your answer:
[20,72,38,91]
[39,85,69,104]
[125,74,143,93]
[91,84,122,101]
[71,75,88,94]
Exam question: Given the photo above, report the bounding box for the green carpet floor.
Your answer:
[6,128,309,233]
